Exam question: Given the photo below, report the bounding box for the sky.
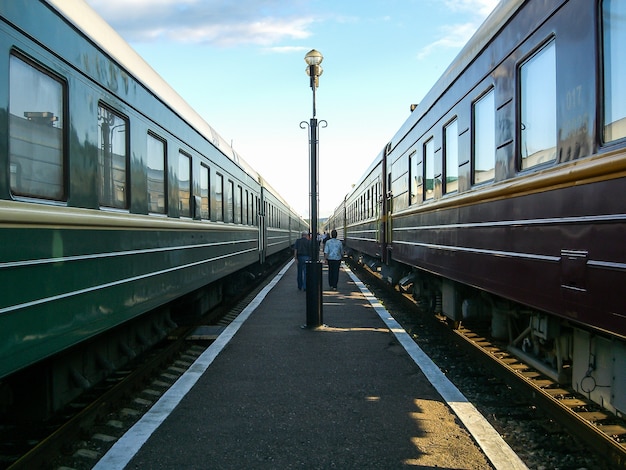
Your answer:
[84,0,499,219]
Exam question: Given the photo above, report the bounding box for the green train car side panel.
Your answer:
[0,225,258,378]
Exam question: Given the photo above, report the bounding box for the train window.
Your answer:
[214,173,224,221]
[391,153,409,211]
[147,133,166,213]
[245,189,249,224]
[361,195,365,219]
[254,194,258,224]
[444,119,459,194]
[178,151,191,217]
[9,55,65,200]
[409,150,421,204]
[248,192,254,225]
[246,192,254,225]
[200,163,210,219]
[520,40,556,169]
[602,0,626,142]
[472,89,495,184]
[97,105,128,208]
[235,185,242,224]
[226,180,234,223]
[251,195,256,223]
[424,138,435,200]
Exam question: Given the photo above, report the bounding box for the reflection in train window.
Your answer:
[391,153,409,211]
[214,173,224,221]
[473,89,495,184]
[520,40,556,169]
[200,163,210,219]
[244,189,249,224]
[444,119,459,194]
[9,55,65,200]
[147,133,166,214]
[235,185,242,224]
[602,0,626,142]
[179,151,191,217]
[424,138,434,200]
[409,150,422,205]
[246,191,254,225]
[253,193,257,224]
[98,105,128,208]
[226,180,234,223]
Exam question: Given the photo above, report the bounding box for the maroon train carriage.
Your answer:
[327,0,626,417]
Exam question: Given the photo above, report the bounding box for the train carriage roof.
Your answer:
[45,0,260,181]
[388,0,524,153]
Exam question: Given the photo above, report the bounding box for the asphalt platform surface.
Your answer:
[96,260,518,469]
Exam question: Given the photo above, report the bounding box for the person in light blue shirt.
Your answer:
[323,229,343,290]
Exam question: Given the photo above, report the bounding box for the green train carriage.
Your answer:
[0,0,304,418]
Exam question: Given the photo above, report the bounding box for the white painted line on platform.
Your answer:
[345,266,528,470]
[93,260,294,470]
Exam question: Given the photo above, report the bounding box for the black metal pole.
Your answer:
[305,65,323,328]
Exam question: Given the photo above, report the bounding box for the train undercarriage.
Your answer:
[0,251,290,423]
[352,251,626,419]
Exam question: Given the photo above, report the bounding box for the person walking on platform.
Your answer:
[294,231,311,291]
[323,229,343,290]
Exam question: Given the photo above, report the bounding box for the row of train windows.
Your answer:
[346,1,625,223]
[346,182,380,225]
[400,38,556,207]
[395,0,625,208]
[347,35,557,223]
[7,53,288,228]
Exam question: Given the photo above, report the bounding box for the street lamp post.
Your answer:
[302,49,325,328]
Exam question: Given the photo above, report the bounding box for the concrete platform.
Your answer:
[94,260,527,469]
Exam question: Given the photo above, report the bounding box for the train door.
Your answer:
[258,189,266,264]
[381,144,392,264]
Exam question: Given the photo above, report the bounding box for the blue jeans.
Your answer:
[296,256,310,290]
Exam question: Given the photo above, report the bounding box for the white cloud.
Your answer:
[417,22,479,60]
[443,0,500,17]
[85,0,315,47]
[416,0,499,60]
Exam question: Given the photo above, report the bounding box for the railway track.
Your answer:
[456,328,626,469]
[2,261,286,470]
[347,259,626,469]
[5,329,204,470]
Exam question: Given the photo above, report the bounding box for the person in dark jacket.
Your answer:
[294,231,311,290]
